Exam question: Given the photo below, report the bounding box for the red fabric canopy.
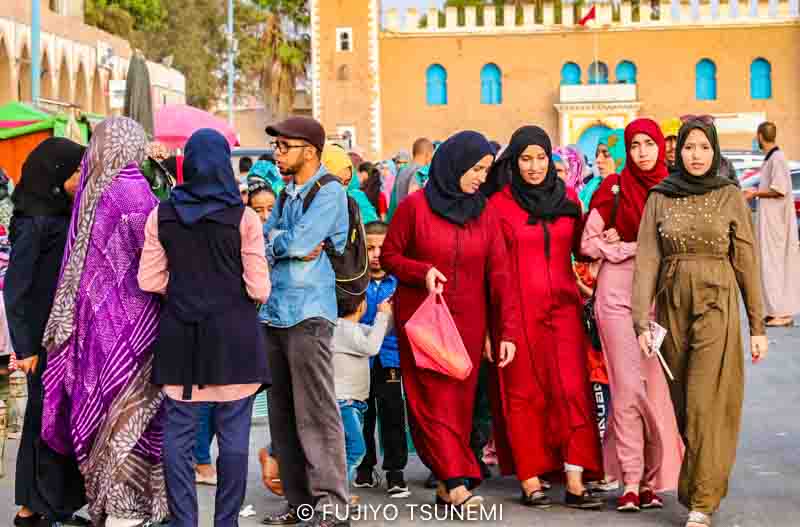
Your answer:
[154,104,240,151]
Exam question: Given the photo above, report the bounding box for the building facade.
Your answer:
[0,0,185,115]
[314,0,800,160]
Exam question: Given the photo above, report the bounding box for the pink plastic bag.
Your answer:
[405,292,473,380]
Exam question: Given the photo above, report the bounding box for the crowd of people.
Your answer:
[2,110,798,527]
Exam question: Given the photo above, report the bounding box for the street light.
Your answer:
[31,0,41,105]
[227,0,235,127]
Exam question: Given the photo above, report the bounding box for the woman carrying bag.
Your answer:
[381,131,519,510]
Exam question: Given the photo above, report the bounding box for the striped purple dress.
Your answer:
[41,158,167,522]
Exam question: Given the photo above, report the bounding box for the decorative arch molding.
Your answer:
[75,60,91,109]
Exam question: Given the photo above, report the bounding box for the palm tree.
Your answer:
[259,5,310,120]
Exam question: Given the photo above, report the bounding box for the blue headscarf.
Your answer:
[424,131,494,225]
[169,128,243,225]
[248,159,284,194]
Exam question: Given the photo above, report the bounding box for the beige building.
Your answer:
[313,0,800,160]
[0,0,185,114]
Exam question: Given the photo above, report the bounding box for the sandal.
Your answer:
[766,317,794,327]
[521,489,552,508]
[13,513,42,527]
[454,494,484,513]
[686,511,712,527]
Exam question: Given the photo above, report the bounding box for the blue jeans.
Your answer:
[194,404,216,465]
[338,400,368,483]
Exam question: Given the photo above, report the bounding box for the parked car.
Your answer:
[230,147,275,180]
[724,150,764,181]
[741,166,800,236]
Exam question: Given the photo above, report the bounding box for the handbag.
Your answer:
[582,176,621,351]
[405,292,473,380]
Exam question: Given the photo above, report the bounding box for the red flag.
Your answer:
[579,5,597,25]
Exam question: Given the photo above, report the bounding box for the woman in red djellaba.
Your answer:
[381,131,519,510]
[486,126,604,510]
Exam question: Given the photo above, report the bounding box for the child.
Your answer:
[334,292,392,501]
[248,181,277,224]
[353,222,410,498]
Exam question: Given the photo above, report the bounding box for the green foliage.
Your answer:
[86,0,165,31]
[86,0,311,113]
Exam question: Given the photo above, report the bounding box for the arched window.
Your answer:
[426,64,447,106]
[750,58,771,100]
[480,63,502,105]
[336,65,350,81]
[615,61,637,84]
[588,61,609,85]
[695,59,717,101]
[560,62,581,85]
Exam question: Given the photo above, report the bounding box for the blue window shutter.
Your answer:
[426,64,447,106]
[560,62,581,85]
[750,58,771,100]
[480,63,502,105]
[615,61,637,84]
[589,62,609,85]
[696,59,717,101]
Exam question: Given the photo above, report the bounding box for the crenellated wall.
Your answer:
[384,0,799,33]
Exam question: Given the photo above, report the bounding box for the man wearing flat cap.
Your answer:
[260,117,351,527]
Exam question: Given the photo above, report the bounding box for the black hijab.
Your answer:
[169,129,243,225]
[494,126,580,257]
[652,120,737,198]
[362,166,383,215]
[424,131,494,226]
[13,137,86,217]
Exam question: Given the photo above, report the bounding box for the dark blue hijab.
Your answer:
[424,131,494,226]
[169,129,243,225]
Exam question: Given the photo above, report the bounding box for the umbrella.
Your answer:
[154,104,240,151]
[124,53,155,137]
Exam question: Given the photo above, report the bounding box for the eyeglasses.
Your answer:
[680,114,715,125]
[270,140,308,154]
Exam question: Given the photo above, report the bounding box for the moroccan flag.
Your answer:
[579,4,597,25]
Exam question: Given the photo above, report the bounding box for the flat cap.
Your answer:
[266,117,326,153]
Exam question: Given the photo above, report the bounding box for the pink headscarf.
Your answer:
[553,146,586,192]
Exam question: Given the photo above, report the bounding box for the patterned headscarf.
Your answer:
[42,117,147,351]
[146,141,170,162]
[553,145,587,192]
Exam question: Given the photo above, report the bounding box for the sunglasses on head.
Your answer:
[680,114,715,125]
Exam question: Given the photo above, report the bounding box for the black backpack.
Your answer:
[278,174,370,298]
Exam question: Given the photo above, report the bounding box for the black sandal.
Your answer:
[565,490,604,510]
[521,490,553,508]
[452,494,485,516]
[13,514,42,527]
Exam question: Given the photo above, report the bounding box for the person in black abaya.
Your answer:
[5,138,89,527]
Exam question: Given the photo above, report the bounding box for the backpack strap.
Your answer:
[278,173,340,217]
[302,173,340,213]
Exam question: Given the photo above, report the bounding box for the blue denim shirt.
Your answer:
[260,165,349,327]
[360,276,400,368]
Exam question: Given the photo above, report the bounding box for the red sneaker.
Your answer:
[616,491,640,512]
[639,489,664,509]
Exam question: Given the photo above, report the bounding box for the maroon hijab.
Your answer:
[589,118,669,242]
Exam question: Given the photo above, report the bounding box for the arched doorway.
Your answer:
[58,55,71,103]
[577,123,611,164]
[0,36,13,103]
[40,49,55,100]
[75,62,89,110]
[18,45,31,102]
[92,68,107,115]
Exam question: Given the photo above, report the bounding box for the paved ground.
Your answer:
[0,320,798,527]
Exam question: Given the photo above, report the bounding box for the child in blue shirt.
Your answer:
[352,222,410,498]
